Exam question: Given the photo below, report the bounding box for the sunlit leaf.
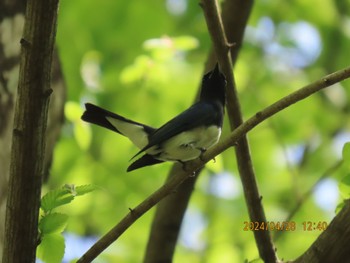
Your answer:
[339,174,350,199]
[75,184,98,196]
[74,121,92,150]
[342,142,350,166]
[143,36,173,50]
[173,36,199,51]
[143,36,198,52]
[37,234,65,263]
[39,213,68,235]
[81,50,102,90]
[41,189,74,213]
[63,184,77,196]
[65,101,83,122]
[120,55,153,83]
[335,201,345,214]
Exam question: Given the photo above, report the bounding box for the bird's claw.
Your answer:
[198,147,207,162]
[179,160,196,177]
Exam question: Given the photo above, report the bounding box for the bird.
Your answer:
[81,64,226,172]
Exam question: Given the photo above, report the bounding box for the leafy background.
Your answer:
[47,0,350,262]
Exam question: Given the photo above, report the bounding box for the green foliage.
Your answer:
[342,142,350,167]
[37,234,65,263]
[39,213,68,235]
[75,184,99,196]
[335,143,350,212]
[65,101,92,150]
[339,174,350,199]
[51,0,350,262]
[41,188,74,213]
[37,185,96,263]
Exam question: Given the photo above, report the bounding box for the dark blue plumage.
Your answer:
[81,64,226,172]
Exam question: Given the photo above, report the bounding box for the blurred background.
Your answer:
[47,0,350,262]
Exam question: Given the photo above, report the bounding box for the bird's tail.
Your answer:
[81,103,156,150]
[127,154,164,172]
[81,103,122,134]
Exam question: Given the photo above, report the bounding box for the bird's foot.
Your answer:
[197,147,216,163]
[178,160,187,171]
[198,147,207,162]
[178,160,196,177]
[189,171,196,177]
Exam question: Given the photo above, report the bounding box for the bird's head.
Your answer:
[200,63,226,106]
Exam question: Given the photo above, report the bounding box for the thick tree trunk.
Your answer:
[1,0,61,261]
[0,1,65,257]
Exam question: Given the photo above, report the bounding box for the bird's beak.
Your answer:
[214,63,220,72]
[210,63,220,78]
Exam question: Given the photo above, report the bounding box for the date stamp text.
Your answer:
[243,221,328,232]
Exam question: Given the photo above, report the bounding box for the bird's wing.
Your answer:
[132,101,222,158]
[82,103,156,149]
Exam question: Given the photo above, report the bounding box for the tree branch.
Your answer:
[200,0,278,261]
[77,62,350,262]
[2,0,60,262]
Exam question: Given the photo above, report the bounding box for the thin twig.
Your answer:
[77,65,350,263]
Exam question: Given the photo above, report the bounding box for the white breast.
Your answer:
[148,125,221,162]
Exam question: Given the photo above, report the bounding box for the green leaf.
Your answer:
[37,233,65,263]
[65,101,83,122]
[342,142,350,165]
[63,184,77,195]
[339,174,350,199]
[39,213,68,235]
[173,36,199,51]
[74,121,92,150]
[75,184,98,196]
[120,55,152,83]
[143,36,198,51]
[41,188,74,213]
[335,201,345,214]
[62,184,97,196]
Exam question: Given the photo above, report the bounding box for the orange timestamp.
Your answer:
[243,221,328,232]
